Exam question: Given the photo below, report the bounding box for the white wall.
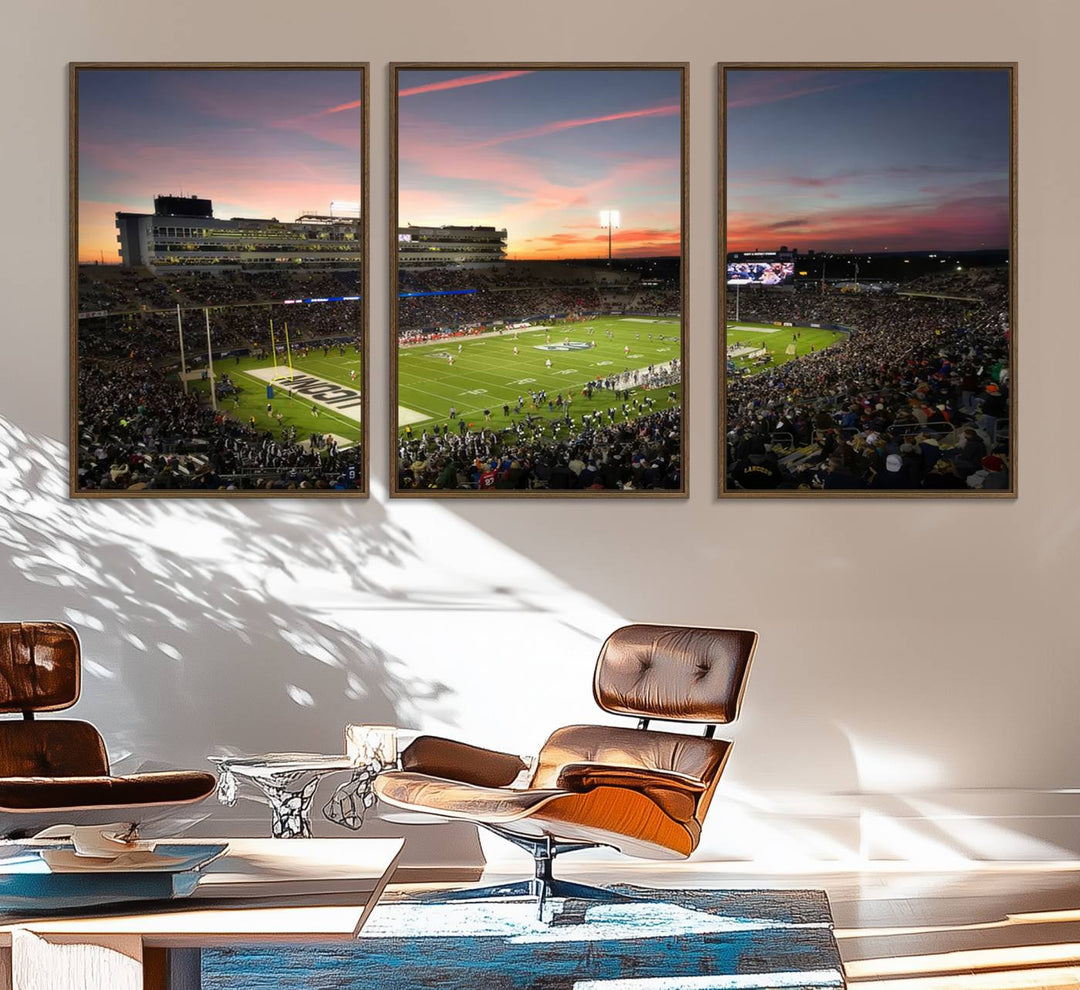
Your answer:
[1,0,1078,867]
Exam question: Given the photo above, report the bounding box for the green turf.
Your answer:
[396,316,682,435]
[188,346,364,445]
[725,322,844,375]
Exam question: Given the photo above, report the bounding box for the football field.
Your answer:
[190,346,364,445]
[396,316,682,433]
[726,322,844,375]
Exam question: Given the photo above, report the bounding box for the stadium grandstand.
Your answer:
[724,265,1011,492]
[397,225,506,268]
[115,195,362,272]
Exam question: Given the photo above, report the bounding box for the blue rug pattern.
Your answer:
[204,886,845,989]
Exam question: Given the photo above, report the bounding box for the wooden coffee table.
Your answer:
[0,836,404,990]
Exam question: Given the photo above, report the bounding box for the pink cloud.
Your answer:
[726,193,1010,253]
[317,98,362,116]
[79,136,360,261]
[399,70,532,99]
[399,126,679,256]
[475,103,680,148]
[727,71,868,110]
[80,139,358,217]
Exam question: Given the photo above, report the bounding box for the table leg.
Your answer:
[144,948,201,990]
[11,930,143,990]
[259,777,321,839]
[323,763,380,830]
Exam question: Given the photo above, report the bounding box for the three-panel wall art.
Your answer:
[71,62,1015,499]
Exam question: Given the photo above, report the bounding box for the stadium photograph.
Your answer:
[721,65,1015,496]
[72,64,367,496]
[391,65,686,495]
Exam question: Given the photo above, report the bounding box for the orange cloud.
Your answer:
[518,227,680,261]
[726,194,1009,253]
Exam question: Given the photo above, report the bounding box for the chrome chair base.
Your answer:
[408,876,638,921]
[409,829,637,921]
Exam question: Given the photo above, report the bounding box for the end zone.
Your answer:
[398,406,429,426]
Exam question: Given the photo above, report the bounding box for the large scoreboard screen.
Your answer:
[726,259,795,286]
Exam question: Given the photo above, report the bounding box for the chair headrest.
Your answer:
[0,622,81,714]
[594,624,757,724]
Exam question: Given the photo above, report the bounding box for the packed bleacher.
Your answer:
[78,300,362,364]
[76,363,363,491]
[396,264,679,334]
[398,405,681,491]
[78,268,361,315]
[76,267,364,492]
[78,268,362,363]
[393,265,683,489]
[725,268,1011,491]
[900,267,1010,300]
[75,261,683,493]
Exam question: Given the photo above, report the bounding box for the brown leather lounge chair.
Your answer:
[0,622,217,838]
[375,623,757,914]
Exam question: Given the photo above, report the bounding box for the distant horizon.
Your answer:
[726,68,1011,254]
[726,246,1008,258]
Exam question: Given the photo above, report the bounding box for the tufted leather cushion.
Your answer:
[0,622,80,713]
[593,624,757,723]
[0,771,218,812]
[555,764,706,823]
[0,720,108,777]
[531,724,729,793]
[375,772,564,823]
[400,736,528,789]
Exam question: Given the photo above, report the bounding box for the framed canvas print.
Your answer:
[720,64,1016,497]
[390,63,687,497]
[71,63,368,497]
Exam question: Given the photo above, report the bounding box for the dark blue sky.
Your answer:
[727,68,1011,252]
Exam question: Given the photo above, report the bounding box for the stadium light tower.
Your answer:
[599,209,620,264]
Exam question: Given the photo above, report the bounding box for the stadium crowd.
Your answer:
[398,285,603,332]
[76,269,365,492]
[76,363,363,491]
[725,269,1011,491]
[78,268,361,315]
[397,406,681,491]
[74,261,682,493]
[396,265,680,333]
[78,300,361,364]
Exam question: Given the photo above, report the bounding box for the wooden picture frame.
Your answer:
[718,63,1017,498]
[70,62,369,498]
[390,63,689,498]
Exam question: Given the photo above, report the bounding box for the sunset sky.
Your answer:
[726,68,1011,254]
[397,69,682,260]
[77,68,363,263]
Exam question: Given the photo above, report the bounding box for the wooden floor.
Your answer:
[434,860,1080,989]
